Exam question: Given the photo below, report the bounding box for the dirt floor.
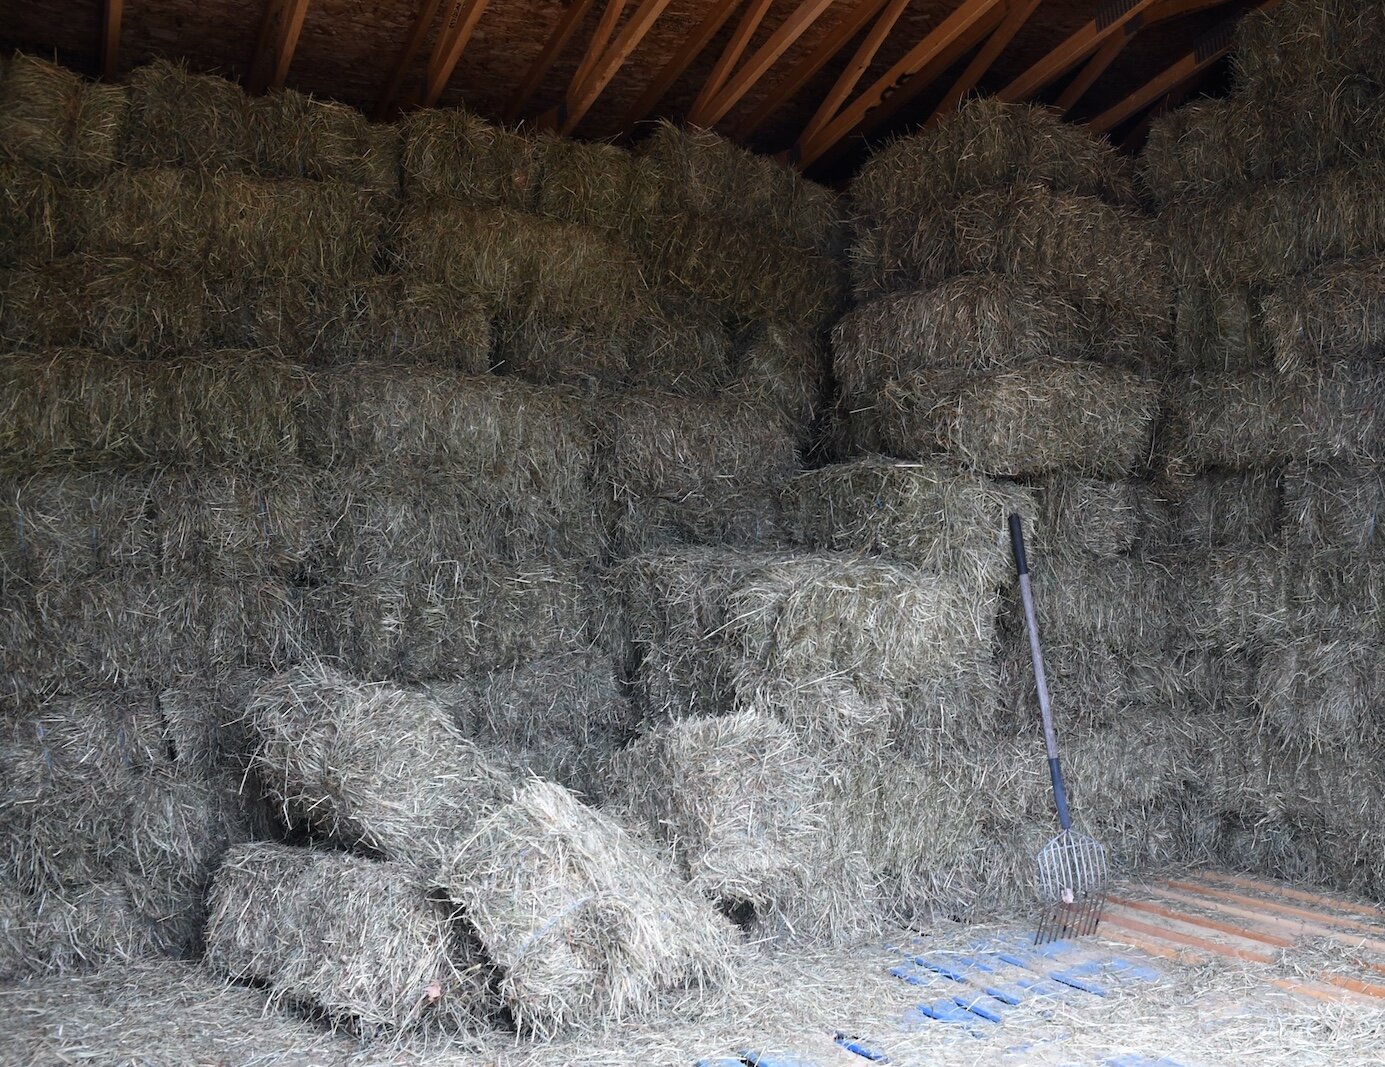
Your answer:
[4,871,1384,1067]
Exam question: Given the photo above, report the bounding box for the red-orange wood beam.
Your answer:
[731,0,892,141]
[1148,0,1236,19]
[693,0,838,128]
[928,0,1042,125]
[569,0,629,105]
[1088,0,1280,133]
[998,0,1162,102]
[687,0,775,125]
[376,0,445,119]
[800,0,910,146]
[247,0,312,94]
[101,0,124,79]
[622,0,744,131]
[1054,20,1129,113]
[561,0,675,133]
[421,0,492,107]
[505,0,598,123]
[796,0,1010,167]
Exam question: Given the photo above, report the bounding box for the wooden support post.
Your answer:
[1054,23,1130,113]
[376,0,445,119]
[247,0,312,94]
[687,0,774,125]
[561,0,674,133]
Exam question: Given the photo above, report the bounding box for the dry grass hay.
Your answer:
[596,392,798,554]
[0,349,304,464]
[396,200,649,325]
[850,98,1136,232]
[1031,474,1167,557]
[424,652,633,801]
[1172,283,1274,374]
[725,320,820,432]
[1254,635,1384,747]
[0,54,126,179]
[1232,0,1385,103]
[0,877,36,980]
[437,779,737,1036]
[78,168,389,281]
[205,842,492,1035]
[997,640,1181,730]
[27,882,165,972]
[1283,461,1385,554]
[1289,552,1385,634]
[246,664,513,862]
[1261,255,1385,369]
[1169,546,1290,651]
[1008,552,1171,652]
[0,160,64,266]
[1157,468,1282,550]
[247,88,399,192]
[534,133,635,233]
[120,59,252,171]
[492,309,633,389]
[400,107,540,210]
[731,674,899,759]
[781,456,1035,588]
[0,256,209,356]
[876,358,1158,478]
[609,711,822,911]
[1160,362,1385,475]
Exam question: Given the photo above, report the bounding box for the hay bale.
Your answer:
[1254,634,1384,746]
[120,59,252,171]
[608,711,823,914]
[1160,362,1385,475]
[597,392,798,554]
[77,168,388,281]
[0,349,304,464]
[29,882,164,972]
[0,54,127,179]
[0,160,64,266]
[1005,552,1171,652]
[205,842,491,1035]
[875,358,1158,478]
[725,320,821,432]
[1169,546,1290,651]
[247,88,399,193]
[850,98,1137,232]
[245,664,513,862]
[998,640,1181,730]
[781,456,1036,588]
[437,779,737,1036]
[534,133,635,232]
[400,107,540,210]
[1261,255,1385,369]
[1283,461,1385,554]
[0,256,209,356]
[395,199,649,325]
[1232,0,1385,103]
[0,877,36,980]
[1030,474,1168,557]
[1156,469,1282,550]
[1289,552,1385,634]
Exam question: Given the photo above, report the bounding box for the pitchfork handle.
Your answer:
[1008,514,1073,832]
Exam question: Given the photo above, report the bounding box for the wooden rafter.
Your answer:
[570,0,629,104]
[1089,0,1280,133]
[622,0,744,131]
[1148,0,1237,19]
[247,0,312,94]
[560,0,675,133]
[101,0,124,79]
[692,0,838,128]
[687,0,774,124]
[795,0,1010,167]
[732,0,892,141]
[800,0,910,147]
[998,0,1161,103]
[376,0,444,118]
[1054,22,1129,113]
[421,0,492,108]
[505,0,598,123]
[1117,64,1210,149]
[928,0,1042,125]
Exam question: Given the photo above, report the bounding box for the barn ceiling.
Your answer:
[0,0,1265,177]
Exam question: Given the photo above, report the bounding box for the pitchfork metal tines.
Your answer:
[1008,513,1109,946]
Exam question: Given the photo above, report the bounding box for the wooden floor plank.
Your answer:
[1108,895,1294,949]
[1194,871,1385,922]
[1163,879,1385,940]
[1100,910,1277,964]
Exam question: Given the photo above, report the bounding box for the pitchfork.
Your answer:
[1008,513,1108,945]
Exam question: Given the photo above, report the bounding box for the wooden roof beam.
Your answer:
[1089,0,1280,133]
[569,0,629,107]
[795,0,1010,168]
[687,0,774,125]
[732,0,892,142]
[928,0,1042,125]
[561,0,675,133]
[375,0,444,119]
[998,0,1162,102]
[800,0,911,147]
[622,0,744,131]
[421,0,492,107]
[247,0,312,94]
[505,0,598,123]
[1054,19,1130,113]
[692,0,838,128]
[1148,0,1237,20]
[101,0,124,79]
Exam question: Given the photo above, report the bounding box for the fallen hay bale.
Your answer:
[0,54,126,179]
[1283,461,1385,555]
[0,255,209,356]
[0,160,64,266]
[608,711,823,915]
[597,392,799,554]
[437,779,736,1036]
[781,455,1035,588]
[247,88,399,192]
[0,349,304,464]
[1157,469,1283,550]
[850,97,1136,233]
[400,107,540,210]
[205,842,491,1035]
[876,358,1158,478]
[120,59,252,171]
[1232,0,1385,103]
[77,168,389,281]
[1030,474,1167,557]
[1261,255,1385,369]
[245,664,514,862]
[1254,634,1385,747]
[534,133,635,233]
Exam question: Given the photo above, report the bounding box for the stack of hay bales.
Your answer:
[1143,0,1385,897]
